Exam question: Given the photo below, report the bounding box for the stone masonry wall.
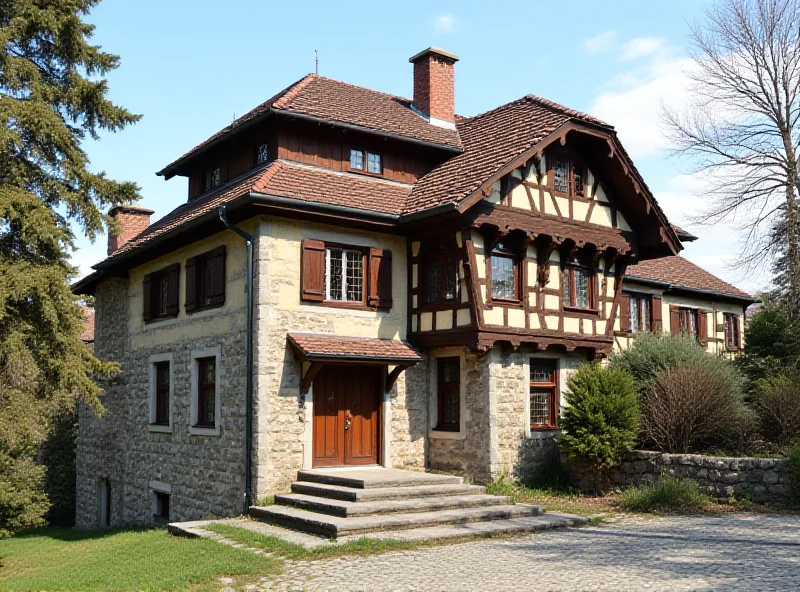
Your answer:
[75,230,249,528]
[605,450,793,505]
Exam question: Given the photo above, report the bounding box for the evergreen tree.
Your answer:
[0,0,139,535]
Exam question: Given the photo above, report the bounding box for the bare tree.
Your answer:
[664,0,800,317]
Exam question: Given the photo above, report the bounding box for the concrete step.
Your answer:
[290,481,486,502]
[296,469,463,489]
[249,503,543,538]
[336,513,590,543]
[274,492,510,517]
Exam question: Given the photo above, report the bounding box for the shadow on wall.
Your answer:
[515,431,561,483]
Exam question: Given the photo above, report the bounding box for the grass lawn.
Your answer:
[0,527,280,592]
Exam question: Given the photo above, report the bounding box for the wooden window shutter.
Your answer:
[619,293,631,332]
[670,307,680,336]
[208,246,226,306]
[651,296,663,332]
[698,312,708,344]
[737,316,743,349]
[301,239,325,302]
[166,263,180,317]
[143,273,153,321]
[368,248,393,308]
[185,256,198,312]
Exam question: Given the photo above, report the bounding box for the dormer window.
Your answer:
[549,157,585,198]
[204,167,221,191]
[348,149,382,175]
[256,143,269,165]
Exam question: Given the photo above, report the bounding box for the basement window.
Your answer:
[153,491,170,523]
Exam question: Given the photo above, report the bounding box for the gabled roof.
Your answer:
[626,256,755,301]
[158,74,463,178]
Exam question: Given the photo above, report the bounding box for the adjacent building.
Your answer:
[73,48,755,528]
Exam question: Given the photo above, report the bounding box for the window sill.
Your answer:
[189,424,220,437]
[320,300,374,311]
[148,423,172,434]
[187,302,224,315]
[144,314,179,326]
[345,167,384,179]
[530,425,558,432]
[486,298,524,309]
[429,427,465,440]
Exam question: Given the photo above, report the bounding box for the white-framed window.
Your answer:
[256,143,269,164]
[148,353,174,433]
[324,247,365,302]
[189,346,221,436]
[429,349,466,440]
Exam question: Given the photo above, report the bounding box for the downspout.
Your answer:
[218,205,254,513]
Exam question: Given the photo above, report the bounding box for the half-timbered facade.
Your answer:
[73,48,754,527]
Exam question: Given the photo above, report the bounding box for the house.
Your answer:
[72,48,755,528]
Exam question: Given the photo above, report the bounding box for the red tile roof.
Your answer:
[287,333,422,363]
[80,307,95,342]
[626,256,754,300]
[406,95,610,213]
[111,161,412,257]
[159,74,462,175]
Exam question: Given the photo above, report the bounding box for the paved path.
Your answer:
[253,514,800,591]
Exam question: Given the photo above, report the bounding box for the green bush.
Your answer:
[753,370,800,447]
[789,443,800,501]
[610,332,713,396]
[0,454,50,538]
[559,364,639,469]
[642,361,754,453]
[618,475,710,513]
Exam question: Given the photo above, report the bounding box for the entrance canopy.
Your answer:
[287,333,422,394]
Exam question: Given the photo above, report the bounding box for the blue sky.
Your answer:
[74,0,769,293]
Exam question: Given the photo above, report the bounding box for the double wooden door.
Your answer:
[312,365,381,467]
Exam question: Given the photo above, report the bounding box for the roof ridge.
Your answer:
[308,74,411,104]
[271,73,318,109]
[460,95,532,124]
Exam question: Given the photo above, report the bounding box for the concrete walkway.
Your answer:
[251,514,800,591]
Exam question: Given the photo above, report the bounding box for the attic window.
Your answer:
[256,143,269,165]
[204,167,221,191]
[349,149,382,175]
[549,157,585,198]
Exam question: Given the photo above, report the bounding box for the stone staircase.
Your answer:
[249,468,586,540]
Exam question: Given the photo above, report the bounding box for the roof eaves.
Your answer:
[625,275,758,303]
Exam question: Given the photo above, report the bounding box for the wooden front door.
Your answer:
[312,365,381,467]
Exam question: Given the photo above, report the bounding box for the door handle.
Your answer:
[344,411,351,431]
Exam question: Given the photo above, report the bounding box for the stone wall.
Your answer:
[605,450,793,505]
[75,229,250,528]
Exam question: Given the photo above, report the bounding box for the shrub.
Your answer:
[753,370,800,447]
[609,332,711,396]
[641,361,753,453]
[618,475,710,513]
[559,364,639,469]
[0,454,50,538]
[736,305,800,395]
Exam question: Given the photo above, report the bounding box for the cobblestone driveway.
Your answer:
[258,514,800,591]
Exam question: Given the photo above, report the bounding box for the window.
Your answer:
[436,357,460,431]
[143,263,179,322]
[348,149,382,175]
[324,247,365,302]
[670,307,700,338]
[204,167,221,191]
[424,251,459,304]
[196,357,216,428]
[622,293,652,333]
[153,491,170,522]
[562,262,594,310]
[154,362,170,425]
[256,143,269,165]
[300,240,392,309]
[549,157,585,197]
[530,360,558,429]
[185,247,226,313]
[724,313,741,350]
[489,243,519,301]
[190,347,221,436]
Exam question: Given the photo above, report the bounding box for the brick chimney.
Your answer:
[409,47,459,127]
[107,205,154,255]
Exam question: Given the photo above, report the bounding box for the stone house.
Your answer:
[72,47,755,528]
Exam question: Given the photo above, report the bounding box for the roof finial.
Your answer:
[315,49,319,75]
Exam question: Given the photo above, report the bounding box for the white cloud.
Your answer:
[432,14,457,35]
[620,36,666,60]
[584,30,617,55]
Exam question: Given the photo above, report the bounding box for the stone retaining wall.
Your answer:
[606,450,793,505]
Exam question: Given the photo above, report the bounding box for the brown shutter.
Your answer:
[698,312,708,344]
[143,273,153,321]
[651,296,663,332]
[737,316,743,350]
[368,248,393,309]
[301,239,325,302]
[670,307,680,336]
[185,256,198,312]
[166,263,180,317]
[619,293,631,332]
[208,246,226,306]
